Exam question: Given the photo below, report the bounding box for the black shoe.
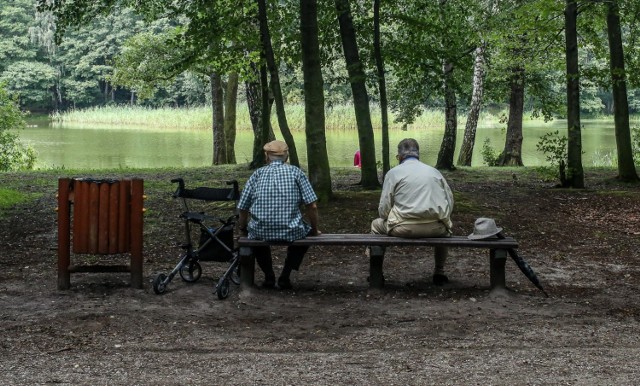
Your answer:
[433,274,449,286]
[262,275,276,289]
[277,277,293,290]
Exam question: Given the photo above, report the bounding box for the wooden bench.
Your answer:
[237,234,518,290]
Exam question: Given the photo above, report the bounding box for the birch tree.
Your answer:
[457,44,486,166]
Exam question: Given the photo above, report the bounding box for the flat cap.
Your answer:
[263,140,288,155]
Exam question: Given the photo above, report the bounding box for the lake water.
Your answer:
[18,118,621,169]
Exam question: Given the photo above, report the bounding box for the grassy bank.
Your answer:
[0,188,31,215]
[50,104,508,131]
[0,165,631,216]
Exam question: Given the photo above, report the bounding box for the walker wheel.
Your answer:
[152,273,168,294]
[216,277,230,300]
[230,262,241,285]
[179,261,202,282]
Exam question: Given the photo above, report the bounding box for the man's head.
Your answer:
[263,140,289,162]
[397,138,420,162]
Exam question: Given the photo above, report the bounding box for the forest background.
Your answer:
[5,2,640,382]
[2,0,640,195]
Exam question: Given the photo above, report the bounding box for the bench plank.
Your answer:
[238,235,517,249]
[237,234,518,292]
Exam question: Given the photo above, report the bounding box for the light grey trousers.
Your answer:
[371,219,450,276]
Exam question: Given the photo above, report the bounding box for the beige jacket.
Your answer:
[378,158,454,230]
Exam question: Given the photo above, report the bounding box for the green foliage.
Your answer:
[480,138,499,166]
[28,0,261,110]
[0,0,626,118]
[385,0,480,124]
[0,83,36,171]
[0,0,38,70]
[535,130,567,184]
[109,30,191,100]
[632,126,640,165]
[536,130,567,165]
[580,82,606,117]
[109,29,210,106]
[0,61,57,108]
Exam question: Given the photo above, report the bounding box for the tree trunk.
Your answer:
[606,0,639,181]
[258,0,301,168]
[436,61,457,170]
[335,0,379,189]
[457,44,485,166]
[564,0,584,188]
[246,65,265,169]
[211,73,227,165]
[498,66,525,166]
[301,0,332,201]
[259,63,272,153]
[224,72,239,164]
[373,0,390,177]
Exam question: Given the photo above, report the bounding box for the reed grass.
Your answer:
[51,106,212,130]
[52,104,508,132]
[50,104,640,132]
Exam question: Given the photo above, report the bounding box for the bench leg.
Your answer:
[490,248,507,290]
[369,246,385,289]
[239,247,255,289]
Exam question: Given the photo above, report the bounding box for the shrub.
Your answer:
[0,84,36,171]
[535,130,567,185]
[481,138,499,166]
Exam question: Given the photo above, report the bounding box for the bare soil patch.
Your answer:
[1,167,640,385]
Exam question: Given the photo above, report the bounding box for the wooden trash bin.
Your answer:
[57,178,144,290]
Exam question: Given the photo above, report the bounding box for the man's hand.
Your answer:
[305,202,321,237]
[238,209,249,237]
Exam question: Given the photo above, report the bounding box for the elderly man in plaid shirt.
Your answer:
[237,140,321,290]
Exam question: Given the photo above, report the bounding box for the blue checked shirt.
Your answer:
[237,160,318,242]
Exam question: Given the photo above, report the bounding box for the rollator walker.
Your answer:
[152,178,240,300]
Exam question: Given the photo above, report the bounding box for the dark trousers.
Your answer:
[253,244,310,279]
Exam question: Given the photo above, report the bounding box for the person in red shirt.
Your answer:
[353,150,361,168]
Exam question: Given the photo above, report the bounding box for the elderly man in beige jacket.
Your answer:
[371,138,454,285]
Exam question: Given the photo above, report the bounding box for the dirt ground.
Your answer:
[1,167,640,385]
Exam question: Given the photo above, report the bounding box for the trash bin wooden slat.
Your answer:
[98,182,110,254]
[88,182,100,254]
[72,180,89,254]
[118,179,131,253]
[108,181,120,254]
[57,178,144,290]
